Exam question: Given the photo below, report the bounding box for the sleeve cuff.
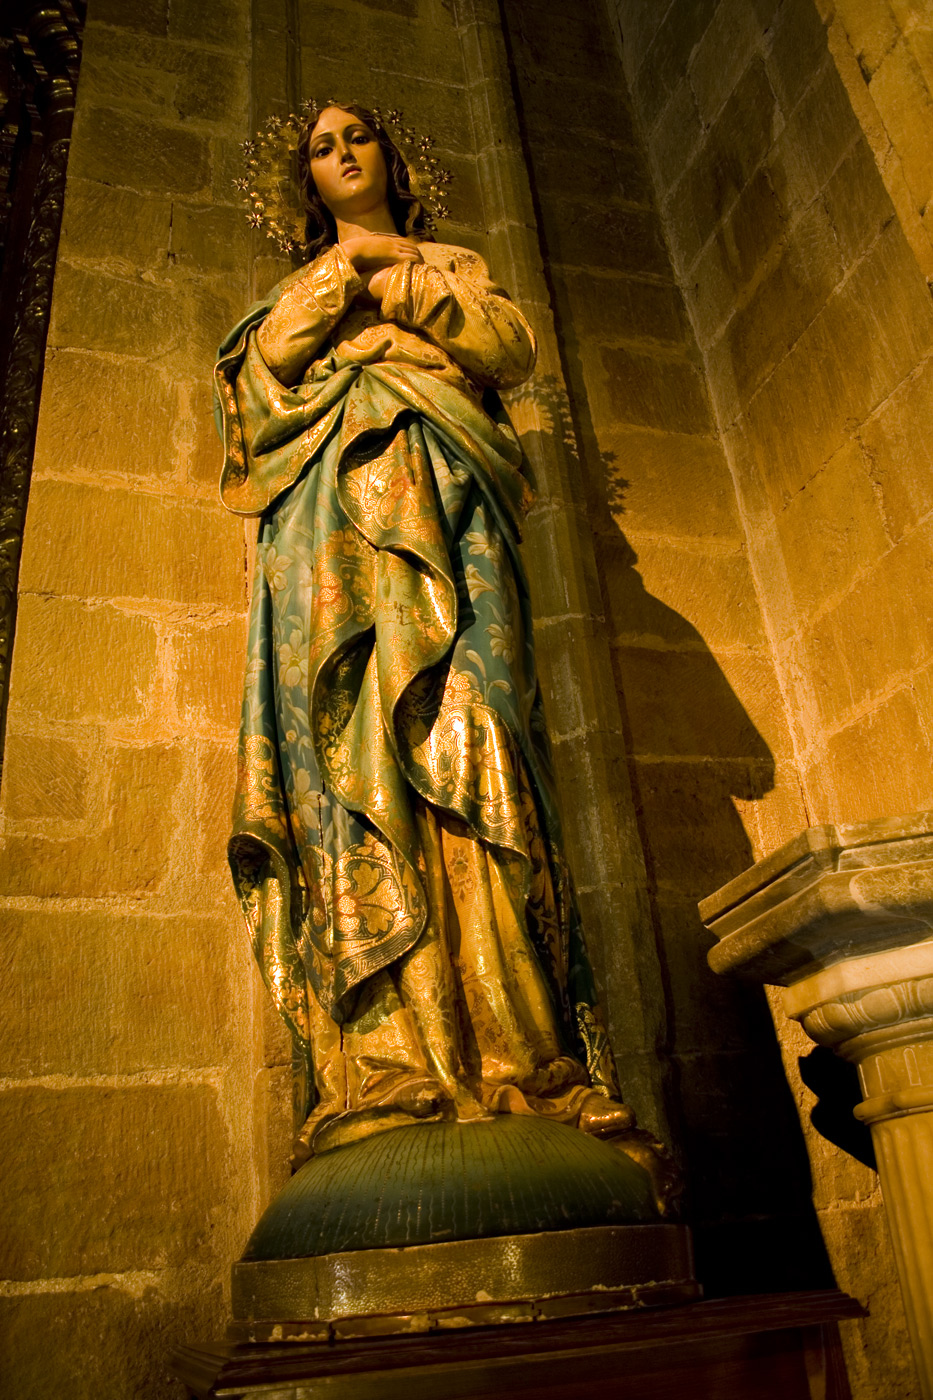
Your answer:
[301,243,364,317]
[379,259,414,324]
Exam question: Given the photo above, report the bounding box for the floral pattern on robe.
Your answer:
[215,241,622,1145]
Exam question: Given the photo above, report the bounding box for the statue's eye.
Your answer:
[311,143,332,159]
[352,133,371,145]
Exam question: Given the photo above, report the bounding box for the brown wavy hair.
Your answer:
[296,103,430,263]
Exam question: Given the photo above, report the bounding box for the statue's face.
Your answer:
[307,106,388,219]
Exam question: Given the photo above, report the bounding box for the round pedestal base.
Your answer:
[243,1115,660,1262]
[233,1116,697,1338]
[231,1222,699,1339]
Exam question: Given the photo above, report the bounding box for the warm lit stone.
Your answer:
[195,741,238,883]
[614,536,766,651]
[0,1084,226,1278]
[61,180,172,272]
[522,499,604,622]
[48,263,182,360]
[0,743,183,898]
[169,0,248,48]
[803,516,933,729]
[8,596,158,724]
[612,645,778,763]
[1,731,89,822]
[174,619,247,734]
[33,350,177,478]
[591,344,712,435]
[19,480,247,608]
[298,9,465,86]
[773,438,892,619]
[0,910,237,1076]
[859,354,933,544]
[70,105,212,195]
[0,1285,225,1400]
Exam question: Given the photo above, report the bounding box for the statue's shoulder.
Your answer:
[419,241,489,277]
[265,262,311,303]
[419,241,506,294]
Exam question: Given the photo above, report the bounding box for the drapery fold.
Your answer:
[217,242,622,1145]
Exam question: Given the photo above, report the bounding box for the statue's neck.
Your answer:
[335,211,399,241]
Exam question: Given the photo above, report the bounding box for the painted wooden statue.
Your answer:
[215,102,673,1207]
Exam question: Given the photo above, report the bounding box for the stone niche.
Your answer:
[4,0,933,1396]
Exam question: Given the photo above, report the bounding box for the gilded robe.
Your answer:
[215,241,624,1158]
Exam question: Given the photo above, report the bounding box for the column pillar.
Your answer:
[700,814,933,1398]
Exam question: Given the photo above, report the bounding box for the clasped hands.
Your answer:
[341,233,422,304]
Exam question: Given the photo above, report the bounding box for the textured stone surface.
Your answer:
[7,0,932,1394]
[1,732,89,822]
[610,0,933,1387]
[0,909,236,1076]
[175,619,247,734]
[33,350,178,477]
[70,106,212,196]
[503,0,827,1308]
[8,596,158,723]
[0,1286,226,1400]
[19,480,246,607]
[0,4,259,1395]
[702,812,933,979]
[0,743,183,898]
[819,0,933,280]
[0,1084,226,1278]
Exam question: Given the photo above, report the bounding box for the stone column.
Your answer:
[454,0,669,1137]
[700,813,933,1399]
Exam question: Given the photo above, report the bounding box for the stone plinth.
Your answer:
[700,813,933,1399]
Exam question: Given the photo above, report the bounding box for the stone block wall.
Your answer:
[500,0,829,1297]
[0,0,270,1393]
[615,0,933,829]
[0,0,660,1391]
[815,0,933,285]
[609,0,932,1393]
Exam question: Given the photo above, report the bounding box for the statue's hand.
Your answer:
[364,266,394,301]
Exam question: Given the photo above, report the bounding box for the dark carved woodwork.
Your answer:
[0,1,85,770]
[172,1290,862,1400]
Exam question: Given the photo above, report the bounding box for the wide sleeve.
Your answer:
[379,248,537,391]
[256,244,364,386]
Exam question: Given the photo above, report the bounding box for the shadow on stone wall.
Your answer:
[498,0,836,1300]
[799,1047,877,1172]
[519,378,834,1294]
[598,517,834,1295]
[554,389,833,1293]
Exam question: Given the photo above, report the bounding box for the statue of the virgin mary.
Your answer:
[215,102,674,1208]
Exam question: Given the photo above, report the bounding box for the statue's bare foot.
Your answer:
[605,1128,684,1219]
[392,1078,452,1118]
[290,1110,338,1169]
[290,1138,313,1170]
[578,1092,636,1137]
[445,1081,492,1122]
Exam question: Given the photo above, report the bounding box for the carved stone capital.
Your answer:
[700,811,933,984]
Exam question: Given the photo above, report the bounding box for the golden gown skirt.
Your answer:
[221,333,624,1159]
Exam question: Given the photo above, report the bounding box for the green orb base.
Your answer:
[232,1116,698,1336]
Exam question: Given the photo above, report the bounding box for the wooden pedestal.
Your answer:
[172,1289,861,1399]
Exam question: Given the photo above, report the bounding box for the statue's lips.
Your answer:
[341,166,363,178]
